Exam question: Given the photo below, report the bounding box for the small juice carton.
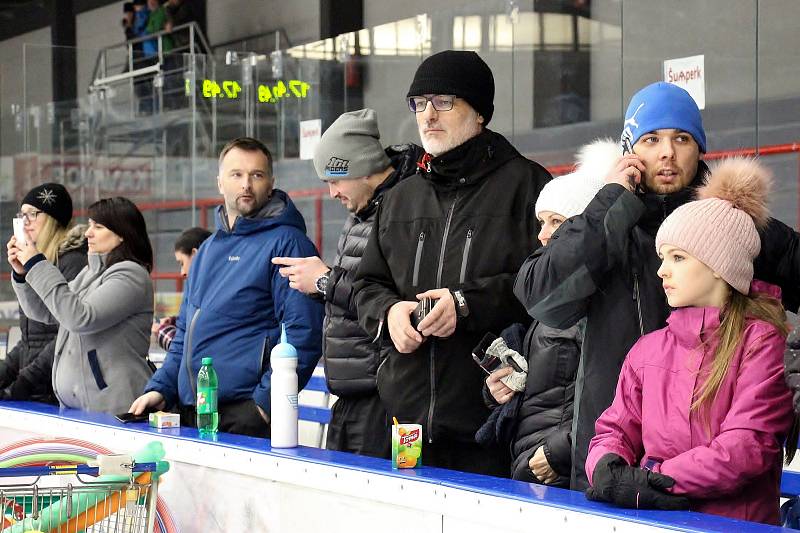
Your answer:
[148,411,180,428]
[392,422,422,469]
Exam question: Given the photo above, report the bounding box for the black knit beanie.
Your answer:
[21,183,73,228]
[406,50,495,125]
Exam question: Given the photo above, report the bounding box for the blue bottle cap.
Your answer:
[271,324,297,358]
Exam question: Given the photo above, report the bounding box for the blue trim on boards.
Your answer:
[0,401,793,533]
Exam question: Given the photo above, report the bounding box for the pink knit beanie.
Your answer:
[655,157,772,295]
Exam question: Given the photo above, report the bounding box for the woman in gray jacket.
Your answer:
[7,197,155,415]
[0,183,87,403]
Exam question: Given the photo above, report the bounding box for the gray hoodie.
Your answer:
[12,254,153,414]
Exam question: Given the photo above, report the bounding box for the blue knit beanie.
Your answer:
[620,82,706,154]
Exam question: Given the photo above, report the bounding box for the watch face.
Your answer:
[316,273,329,294]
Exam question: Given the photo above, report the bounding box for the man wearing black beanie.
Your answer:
[354,50,552,477]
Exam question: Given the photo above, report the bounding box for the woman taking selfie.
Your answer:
[8,196,155,415]
[0,183,87,402]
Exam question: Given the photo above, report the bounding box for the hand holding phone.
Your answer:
[472,332,501,374]
[115,411,150,423]
[409,297,434,329]
[619,139,649,194]
[12,218,26,246]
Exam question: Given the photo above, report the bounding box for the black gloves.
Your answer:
[586,454,690,510]
[1,375,34,401]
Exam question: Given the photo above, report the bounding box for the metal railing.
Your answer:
[139,140,800,291]
[211,28,292,55]
[90,21,213,88]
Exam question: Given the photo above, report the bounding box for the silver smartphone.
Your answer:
[12,217,26,246]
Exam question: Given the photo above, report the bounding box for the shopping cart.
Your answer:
[0,457,161,533]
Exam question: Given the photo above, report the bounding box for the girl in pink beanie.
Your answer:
[585,157,796,524]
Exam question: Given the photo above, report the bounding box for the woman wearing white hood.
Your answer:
[478,139,619,485]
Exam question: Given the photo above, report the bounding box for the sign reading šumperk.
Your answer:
[663,54,705,110]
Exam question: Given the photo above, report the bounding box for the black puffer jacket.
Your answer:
[515,162,800,490]
[784,325,800,413]
[0,225,88,402]
[510,320,581,486]
[323,144,424,397]
[355,129,551,443]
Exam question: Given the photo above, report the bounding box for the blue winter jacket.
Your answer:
[144,190,324,413]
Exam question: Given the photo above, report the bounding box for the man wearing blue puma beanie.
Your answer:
[620,82,706,154]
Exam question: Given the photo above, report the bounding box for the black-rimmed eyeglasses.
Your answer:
[15,210,42,223]
[407,94,456,113]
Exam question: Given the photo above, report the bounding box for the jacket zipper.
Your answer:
[459,228,473,284]
[632,273,645,336]
[259,336,270,376]
[375,351,389,396]
[183,308,202,399]
[426,340,437,444]
[436,194,460,286]
[428,192,461,444]
[412,232,425,287]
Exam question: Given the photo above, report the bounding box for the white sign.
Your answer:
[663,54,705,109]
[299,119,322,161]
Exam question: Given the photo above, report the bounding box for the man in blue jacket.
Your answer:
[130,137,324,437]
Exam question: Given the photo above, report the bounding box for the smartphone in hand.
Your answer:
[409,297,434,329]
[12,218,26,246]
[115,411,150,424]
[472,332,502,374]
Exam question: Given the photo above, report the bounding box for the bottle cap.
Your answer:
[271,324,297,358]
[201,357,213,365]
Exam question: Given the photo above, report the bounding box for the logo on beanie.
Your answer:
[37,188,57,206]
[624,102,645,130]
[620,102,645,154]
[325,157,350,177]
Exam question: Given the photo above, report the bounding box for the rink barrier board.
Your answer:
[0,402,795,533]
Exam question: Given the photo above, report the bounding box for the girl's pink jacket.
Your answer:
[587,292,793,524]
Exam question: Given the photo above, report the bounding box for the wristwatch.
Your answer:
[314,270,331,296]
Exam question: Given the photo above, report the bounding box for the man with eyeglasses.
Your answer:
[354,50,551,476]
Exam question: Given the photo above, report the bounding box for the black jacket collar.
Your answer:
[421,129,521,188]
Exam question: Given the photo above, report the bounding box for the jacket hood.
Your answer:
[385,143,425,186]
[356,143,425,220]
[216,188,307,235]
[421,129,522,187]
[59,224,87,254]
[574,138,621,177]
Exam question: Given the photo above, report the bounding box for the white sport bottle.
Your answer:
[270,324,298,448]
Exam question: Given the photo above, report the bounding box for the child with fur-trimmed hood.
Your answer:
[478,139,617,485]
[585,157,795,524]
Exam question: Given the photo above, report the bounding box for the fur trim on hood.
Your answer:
[59,224,88,254]
[574,137,621,181]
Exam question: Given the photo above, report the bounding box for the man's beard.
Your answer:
[420,118,481,157]
[228,195,264,218]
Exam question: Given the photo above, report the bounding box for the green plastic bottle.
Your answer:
[196,356,219,435]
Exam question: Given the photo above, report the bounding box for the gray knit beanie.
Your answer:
[313,109,391,181]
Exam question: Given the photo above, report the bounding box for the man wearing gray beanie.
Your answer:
[273,108,423,458]
[353,51,552,476]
